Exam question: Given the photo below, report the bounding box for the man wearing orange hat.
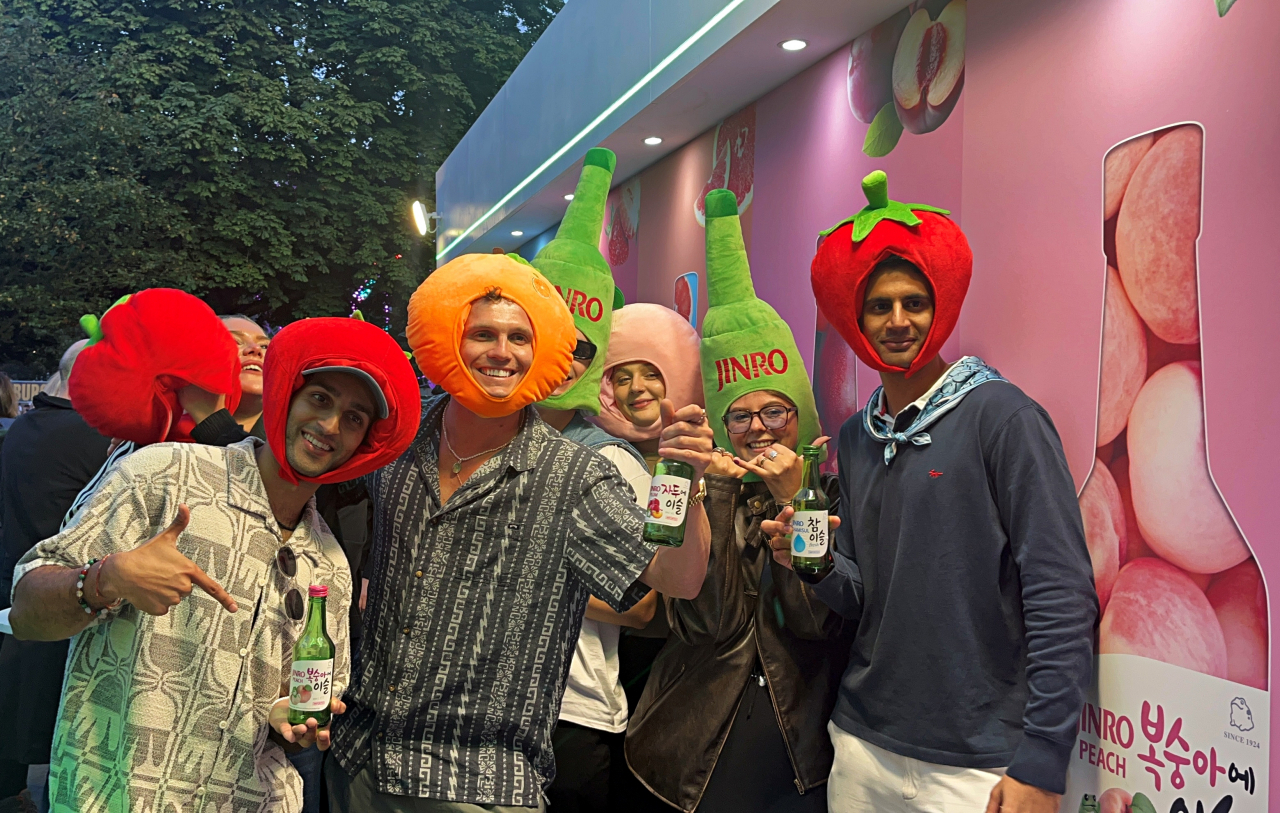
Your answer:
[8,317,421,813]
[327,253,714,812]
[765,173,1097,813]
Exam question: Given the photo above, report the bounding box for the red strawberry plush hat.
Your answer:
[69,288,242,444]
[810,170,972,378]
[263,317,421,485]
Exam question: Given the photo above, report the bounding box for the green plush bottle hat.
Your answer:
[700,188,824,460]
[533,147,623,414]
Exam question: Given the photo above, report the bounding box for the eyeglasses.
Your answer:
[276,547,305,620]
[723,406,797,435]
[572,340,597,362]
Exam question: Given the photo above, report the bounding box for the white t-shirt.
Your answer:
[557,444,652,733]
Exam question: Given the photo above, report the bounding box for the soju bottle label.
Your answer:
[289,659,334,712]
[791,511,829,557]
[646,475,690,527]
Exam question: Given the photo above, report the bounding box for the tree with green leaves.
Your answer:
[0,0,561,376]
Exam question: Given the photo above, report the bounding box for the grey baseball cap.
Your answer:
[301,365,389,419]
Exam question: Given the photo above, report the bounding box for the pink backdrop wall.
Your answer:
[603,0,1279,802]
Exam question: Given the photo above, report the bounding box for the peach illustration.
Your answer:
[1100,558,1227,679]
[1096,266,1147,446]
[1109,455,1148,564]
[847,9,910,123]
[1207,559,1268,690]
[1115,126,1203,344]
[1079,459,1125,612]
[891,0,965,135]
[1103,135,1153,220]
[1128,361,1249,574]
[1099,787,1133,813]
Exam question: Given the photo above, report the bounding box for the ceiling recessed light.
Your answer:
[564,193,575,201]
[511,230,524,237]
[780,39,808,51]
[644,136,663,146]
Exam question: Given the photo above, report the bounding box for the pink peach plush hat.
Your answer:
[591,303,704,443]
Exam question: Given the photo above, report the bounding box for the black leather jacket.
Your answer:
[625,473,852,812]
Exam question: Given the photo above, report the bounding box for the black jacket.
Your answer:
[0,393,111,763]
[625,473,851,812]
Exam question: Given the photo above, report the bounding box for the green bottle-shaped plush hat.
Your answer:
[701,188,824,459]
[533,148,622,414]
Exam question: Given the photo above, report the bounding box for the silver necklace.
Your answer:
[441,416,522,475]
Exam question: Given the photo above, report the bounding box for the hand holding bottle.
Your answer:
[655,400,715,482]
[269,696,347,750]
[763,506,843,573]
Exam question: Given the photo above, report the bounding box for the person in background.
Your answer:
[593,304,703,473]
[526,149,659,813]
[768,172,1096,813]
[626,190,851,813]
[221,314,271,435]
[0,339,107,813]
[9,318,419,813]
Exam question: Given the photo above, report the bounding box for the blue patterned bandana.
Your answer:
[863,356,1007,465]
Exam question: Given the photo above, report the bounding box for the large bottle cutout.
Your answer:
[1068,123,1269,813]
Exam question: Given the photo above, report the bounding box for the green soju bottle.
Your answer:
[643,458,696,547]
[790,445,833,578]
[288,585,336,726]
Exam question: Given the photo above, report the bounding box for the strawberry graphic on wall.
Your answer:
[847,0,966,157]
[694,105,755,226]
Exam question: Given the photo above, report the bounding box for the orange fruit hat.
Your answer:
[407,253,575,418]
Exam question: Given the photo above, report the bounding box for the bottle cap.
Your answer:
[308,585,329,598]
[800,444,821,457]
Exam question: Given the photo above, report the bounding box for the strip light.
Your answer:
[437,0,749,261]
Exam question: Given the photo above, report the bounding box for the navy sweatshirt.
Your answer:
[812,377,1097,794]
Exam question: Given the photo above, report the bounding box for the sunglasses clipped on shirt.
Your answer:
[572,340,597,362]
[276,547,305,620]
[722,405,797,435]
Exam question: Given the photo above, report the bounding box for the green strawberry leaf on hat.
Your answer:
[80,293,134,346]
[820,170,950,243]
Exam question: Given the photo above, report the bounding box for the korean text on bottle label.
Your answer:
[646,475,691,527]
[791,510,829,557]
[289,659,334,712]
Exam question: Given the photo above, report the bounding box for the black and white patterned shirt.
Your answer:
[331,396,655,806]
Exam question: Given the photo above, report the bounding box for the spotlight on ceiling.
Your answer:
[779,39,808,51]
[511,230,524,237]
[564,193,575,201]
[644,136,663,146]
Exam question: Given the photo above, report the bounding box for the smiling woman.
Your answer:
[220,314,271,434]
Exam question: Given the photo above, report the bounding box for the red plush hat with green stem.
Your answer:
[810,170,972,378]
[69,288,242,444]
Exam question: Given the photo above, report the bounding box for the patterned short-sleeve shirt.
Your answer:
[13,439,352,813]
[330,396,654,807]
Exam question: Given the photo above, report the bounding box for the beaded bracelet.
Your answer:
[75,559,99,615]
[76,558,122,619]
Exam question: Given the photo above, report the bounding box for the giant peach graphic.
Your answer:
[847,8,910,123]
[1115,126,1203,344]
[1080,459,1124,612]
[1099,788,1133,813]
[1109,455,1148,564]
[1207,559,1268,690]
[891,0,965,134]
[1100,558,1227,679]
[1102,135,1153,221]
[1127,361,1249,574]
[1096,266,1147,446]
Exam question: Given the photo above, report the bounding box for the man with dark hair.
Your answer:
[766,173,1097,813]
[9,318,420,813]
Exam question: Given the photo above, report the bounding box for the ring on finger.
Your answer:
[767,449,779,460]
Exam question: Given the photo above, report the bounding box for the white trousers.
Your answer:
[826,722,1007,813]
